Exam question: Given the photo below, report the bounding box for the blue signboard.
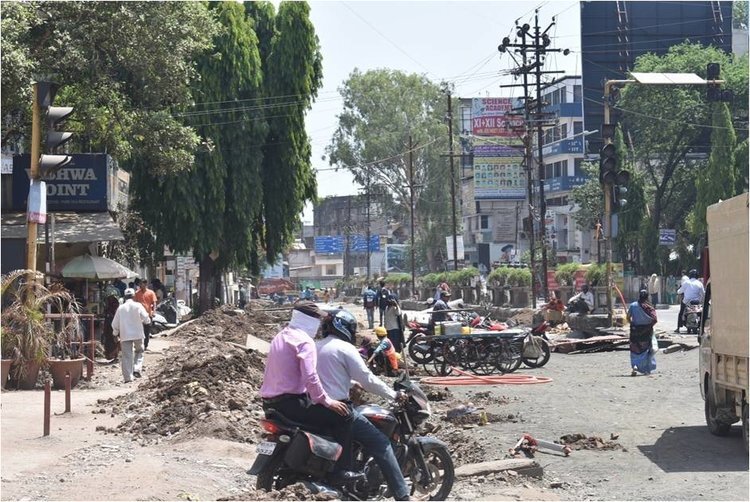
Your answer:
[542,138,584,157]
[659,229,677,246]
[12,154,109,212]
[314,235,345,254]
[543,175,589,194]
[351,235,380,253]
[314,234,379,254]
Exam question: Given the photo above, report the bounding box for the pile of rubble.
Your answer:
[559,433,625,451]
[174,303,289,344]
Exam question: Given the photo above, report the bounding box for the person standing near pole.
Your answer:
[134,280,157,350]
[111,288,150,382]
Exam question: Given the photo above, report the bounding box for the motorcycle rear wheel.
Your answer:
[522,338,551,368]
[408,443,455,501]
[408,334,435,364]
[255,455,296,492]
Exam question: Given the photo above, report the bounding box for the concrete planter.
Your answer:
[48,357,85,390]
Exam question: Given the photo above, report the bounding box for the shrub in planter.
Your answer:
[585,263,606,286]
[488,267,511,287]
[555,263,580,286]
[507,268,532,287]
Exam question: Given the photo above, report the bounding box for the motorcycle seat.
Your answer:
[264,409,334,437]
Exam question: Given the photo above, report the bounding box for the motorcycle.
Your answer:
[151,298,180,334]
[250,373,455,500]
[520,321,552,368]
[683,300,703,334]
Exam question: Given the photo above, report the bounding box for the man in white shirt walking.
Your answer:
[112,288,151,383]
[316,310,410,501]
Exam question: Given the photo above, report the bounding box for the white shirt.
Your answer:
[678,278,705,305]
[384,305,401,331]
[315,336,396,401]
[111,299,151,341]
[571,290,595,309]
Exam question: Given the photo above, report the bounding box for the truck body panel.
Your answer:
[700,194,749,444]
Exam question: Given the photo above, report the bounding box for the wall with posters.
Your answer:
[471,98,525,200]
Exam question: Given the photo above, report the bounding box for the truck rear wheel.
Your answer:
[705,378,731,436]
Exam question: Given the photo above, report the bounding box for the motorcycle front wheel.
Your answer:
[407,442,455,501]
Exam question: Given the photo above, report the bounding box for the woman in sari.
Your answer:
[627,289,658,376]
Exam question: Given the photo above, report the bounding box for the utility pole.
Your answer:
[533,10,549,302]
[27,84,41,275]
[366,166,371,281]
[499,10,568,304]
[408,135,416,296]
[446,88,458,271]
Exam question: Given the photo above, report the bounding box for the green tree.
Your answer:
[618,42,748,270]
[734,138,749,195]
[692,102,737,236]
[131,1,267,312]
[613,125,647,272]
[570,161,603,232]
[0,1,217,175]
[734,0,749,30]
[260,1,322,262]
[326,69,453,271]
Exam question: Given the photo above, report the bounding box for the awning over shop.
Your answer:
[0,212,124,243]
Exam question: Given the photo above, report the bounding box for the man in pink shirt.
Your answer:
[260,301,359,484]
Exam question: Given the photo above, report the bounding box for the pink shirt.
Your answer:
[259,325,333,407]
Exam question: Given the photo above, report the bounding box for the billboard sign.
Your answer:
[659,228,676,246]
[471,98,525,200]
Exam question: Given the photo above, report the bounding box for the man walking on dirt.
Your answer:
[362,284,376,329]
[111,288,150,382]
[134,280,157,350]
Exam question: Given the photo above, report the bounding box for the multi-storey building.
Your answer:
[538,76,596,264]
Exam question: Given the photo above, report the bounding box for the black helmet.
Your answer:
[688,269,698,279]
[329,310,358,344]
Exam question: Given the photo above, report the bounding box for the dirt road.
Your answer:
[1,304,747,501]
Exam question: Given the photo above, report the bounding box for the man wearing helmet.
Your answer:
[675,269,704,333]
[316,310,411,501]
[259,301,361,485]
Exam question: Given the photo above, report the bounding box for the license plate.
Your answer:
[256,441,277,455]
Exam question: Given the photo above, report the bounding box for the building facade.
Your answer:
[538,76,595,264]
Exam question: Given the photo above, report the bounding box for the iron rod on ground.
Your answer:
[43,381,51,436]
[64,373,71,413]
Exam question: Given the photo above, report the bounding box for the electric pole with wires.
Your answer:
[498,9,569,303]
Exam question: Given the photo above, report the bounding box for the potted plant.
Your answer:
[47,311,86,390]
[1,270,76,390]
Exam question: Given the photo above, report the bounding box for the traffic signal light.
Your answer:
[599,143,616,184]
[35,82,73,178]
[611,169,630,212]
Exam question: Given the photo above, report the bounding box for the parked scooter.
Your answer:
[151,298,180,334]
[250,373,454,500]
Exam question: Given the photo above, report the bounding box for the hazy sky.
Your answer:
[302,0,582,223]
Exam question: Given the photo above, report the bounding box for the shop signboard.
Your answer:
[12,153,110,212]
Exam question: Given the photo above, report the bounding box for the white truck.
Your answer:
[699,193,749,449]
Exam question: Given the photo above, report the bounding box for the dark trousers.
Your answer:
[263,394,354,471]
[387,329,403,353]
[379,307,386,326]
[143,323,151,349]
[677,302,686,328]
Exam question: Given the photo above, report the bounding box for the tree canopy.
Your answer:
[326,69,454,271]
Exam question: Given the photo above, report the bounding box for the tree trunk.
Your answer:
[198,254,216,314]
